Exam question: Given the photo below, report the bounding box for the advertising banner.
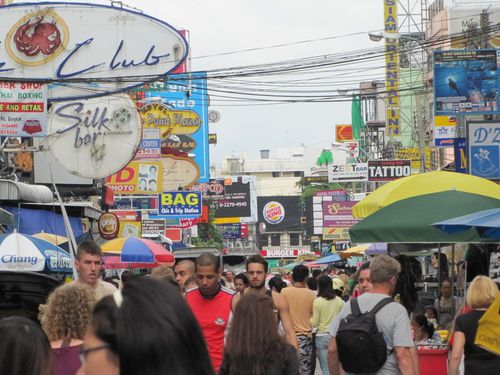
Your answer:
[216,224,241,239]
[113,196,158,212]
[384,0,400,136]
[142,72,209,185]
[434,50,499,116]
[322,227,350,241]
[190,177,256,219]
[141,219,166,238]
[0,3,188,100]
[395,147,421,172]
[467,122,500,179]
[368,159,411,181]
[329,163,368,182]
[106,161,163,194]
[258,196,302,232]
[158,191,202,217]
[434,116,457,147]
[0,82,47,137]
[322,201,359,227]
[118,221,141,238]
[454,137,468,174]
[260,248,315,258]
[134,128,161,160]
[335,124,353,142]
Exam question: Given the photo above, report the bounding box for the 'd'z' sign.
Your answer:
[368,159,411,182]
[158,191,202,217]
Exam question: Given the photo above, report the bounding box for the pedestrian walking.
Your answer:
[41,283,96,375]
[232,254,298,350]
[185,253,235,373]
[312,275,344,375]
[72,241,117,300]
[448,275,500,375]
[219,293,299,375]
[78,277,213,375]
[0,316,52,375]
[281,264,316,375]
[327,255,418,375]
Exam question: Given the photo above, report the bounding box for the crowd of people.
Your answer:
[0,239,498,375]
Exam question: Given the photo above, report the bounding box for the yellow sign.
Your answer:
[118,221,141,238]
[385,0,400,137]
[140,103,201,135]
[323,227,350,241]
[106,161,163,194]
[425,147,432,171]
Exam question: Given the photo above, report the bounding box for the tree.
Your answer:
[191,203,223,249]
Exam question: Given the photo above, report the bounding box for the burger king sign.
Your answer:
[263,201,285,225]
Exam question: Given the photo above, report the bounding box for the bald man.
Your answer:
[174,259,195,291]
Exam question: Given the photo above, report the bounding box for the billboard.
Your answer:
[434,50,499,116]
[106,161,163,194]
[158,191,202,217]
[257,196,302,232]
[0,3,188,100]
[467,122,500,179]
[367,159,411,181]
[142,72,209,184]
[328,163,368,182]
[322,201,359,227]
[0,82,47,136]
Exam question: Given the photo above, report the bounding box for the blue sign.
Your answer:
[145,72,209,182]
[216,224,241,239]
[468,122,500,179]
[434,50,499,116]
[158,191,202,217]
[454,138,468,174]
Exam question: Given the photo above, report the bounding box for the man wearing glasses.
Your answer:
[73,241,117,300]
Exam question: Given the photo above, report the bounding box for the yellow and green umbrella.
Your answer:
[353,171,500,219]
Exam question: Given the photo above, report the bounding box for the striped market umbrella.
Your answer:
[101,237,174,266]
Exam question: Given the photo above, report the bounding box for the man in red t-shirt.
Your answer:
[185,253,234,373]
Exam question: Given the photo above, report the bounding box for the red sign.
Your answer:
[165,228,182,242]
[335,125,353,142]
[240,223,248,238]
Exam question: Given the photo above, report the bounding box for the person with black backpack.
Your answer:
[326,255,418,375]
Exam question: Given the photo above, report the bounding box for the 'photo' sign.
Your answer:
[0,82,47,136]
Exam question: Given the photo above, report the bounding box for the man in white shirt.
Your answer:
[73,240,116,300]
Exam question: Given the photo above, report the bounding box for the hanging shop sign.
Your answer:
[141,219,166,238]
[434,116,457,147]
[367,159,411,182]
[142,72,210,183]
[161,155,200,190]
[322,201,359,227]
[158,191,202,217]
[98,213,120,240]
[434,50,499,116]
[454,138,468,174]
[47,94,141,179]
[0,3,188,101]
[0,82,48,136]
[328,163,368,182]
[384,0,400,136]
[467,121,500,179]
[216,224,241,239]
[335,124,353,142]
[134,128,161,160]
[106,161,163,194]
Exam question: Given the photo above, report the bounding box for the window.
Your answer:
[289,233,300,246]
[270,234,281,246]
[302,235,311,245]
[260,234,268,247]
[294,171,304,177]
[272,172,280,178]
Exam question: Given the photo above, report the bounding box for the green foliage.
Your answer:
[191,204,223,250]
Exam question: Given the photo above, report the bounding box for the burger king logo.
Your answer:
[263,201,285,224]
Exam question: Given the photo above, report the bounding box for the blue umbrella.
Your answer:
[311,253,341,265]
[0,232,72,273]
[432,208,500,240]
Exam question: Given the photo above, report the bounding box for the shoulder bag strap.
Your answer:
[370,297,394,315]
[350,297,362,316]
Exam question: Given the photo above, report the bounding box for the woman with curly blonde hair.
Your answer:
[41,282,96,375]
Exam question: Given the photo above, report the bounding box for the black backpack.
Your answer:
[336,297,394,373]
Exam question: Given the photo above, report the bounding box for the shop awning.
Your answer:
[0,179,53,203]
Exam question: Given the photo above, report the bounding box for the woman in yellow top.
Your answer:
[311,275,345,375]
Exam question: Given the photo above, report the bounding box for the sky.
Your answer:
[36,0,386,164]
